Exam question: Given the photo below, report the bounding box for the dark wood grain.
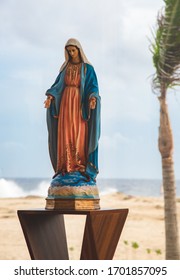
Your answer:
[80,209,128,259]
[17,208,128,260]
[18,211,69,260]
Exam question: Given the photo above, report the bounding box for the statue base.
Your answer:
[45,172,100,210]
[45,198,100,210]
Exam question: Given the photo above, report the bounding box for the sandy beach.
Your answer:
[0,193,180,260]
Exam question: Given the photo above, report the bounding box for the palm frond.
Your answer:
[151,0,180,94]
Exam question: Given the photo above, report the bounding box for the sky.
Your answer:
[0,0,180,179]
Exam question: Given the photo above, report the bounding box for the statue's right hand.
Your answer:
[44,96,53,108]
[44,99,51,108]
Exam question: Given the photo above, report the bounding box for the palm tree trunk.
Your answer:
[162,157,179,259]
[158,91,180,259]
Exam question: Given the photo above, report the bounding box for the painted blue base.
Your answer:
[50,171,96,187]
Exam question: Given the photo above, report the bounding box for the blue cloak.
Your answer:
[46,63,101,181]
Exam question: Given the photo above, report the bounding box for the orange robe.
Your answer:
[56,62,88,173]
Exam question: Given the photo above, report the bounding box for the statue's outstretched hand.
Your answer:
[44,96,53,108]
[89,97,96,109]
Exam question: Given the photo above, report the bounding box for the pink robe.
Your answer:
[56,63,88,173]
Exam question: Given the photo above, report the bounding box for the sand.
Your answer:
[0,193,180,260]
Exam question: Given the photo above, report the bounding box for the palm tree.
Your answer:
[150,0,180,259]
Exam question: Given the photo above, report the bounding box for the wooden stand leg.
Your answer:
[17,209,128,260]
[17,211,69,260]
[80,209,128,259]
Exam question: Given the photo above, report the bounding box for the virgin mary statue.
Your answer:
[44,38,101,209]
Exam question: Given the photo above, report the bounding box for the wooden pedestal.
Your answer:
[17,208,128,260]
[45,198,100,210]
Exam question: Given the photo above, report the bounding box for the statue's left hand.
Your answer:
[89,97,96,109]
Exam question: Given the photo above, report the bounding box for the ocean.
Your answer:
[0,177,180,198]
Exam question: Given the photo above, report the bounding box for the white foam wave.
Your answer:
[28,181,49,197]
[99,186,118,196]
[0,178,49,198]
[0,178,26,198]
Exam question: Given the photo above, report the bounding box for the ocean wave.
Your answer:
[0,178,26,198]
[99,186,118,196]
[28,181,49,197]
[0,178,49,198]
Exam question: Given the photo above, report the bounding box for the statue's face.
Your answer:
[66,46,79,60]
